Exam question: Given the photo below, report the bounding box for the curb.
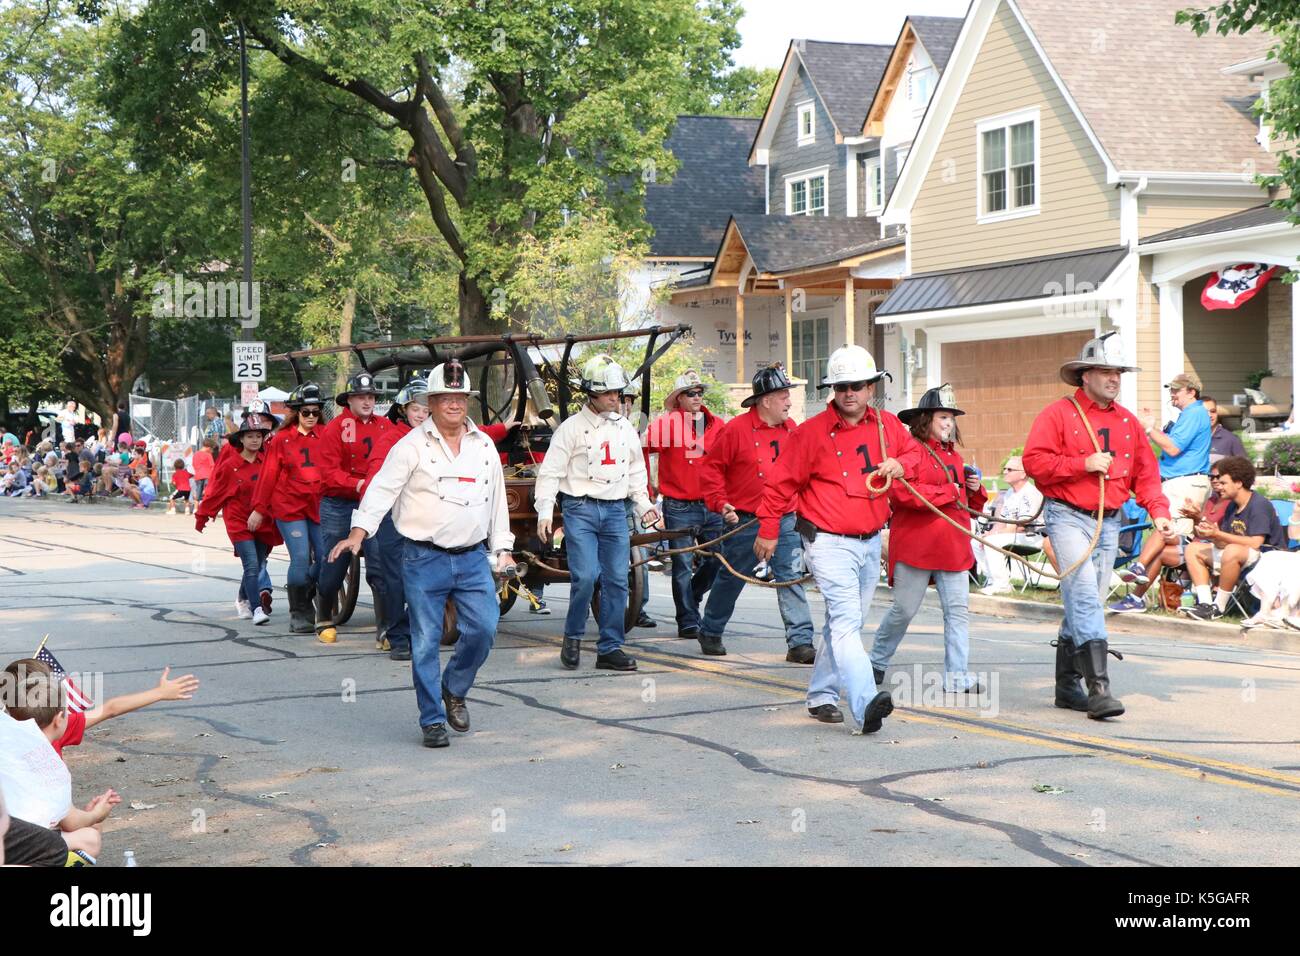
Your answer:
[929,590,1300,656]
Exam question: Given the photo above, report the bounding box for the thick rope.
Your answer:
[864,398,1106,582]
[703,547,814,588]
[919,441,1047,527]
[628,517,759,569]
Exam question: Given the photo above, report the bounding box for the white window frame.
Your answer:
[863,156,883,213]
[976,107,1040,225]
[791,311,832,398]
[784,166,829,216]
[796,101,816,146]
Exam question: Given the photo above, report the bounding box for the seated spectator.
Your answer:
[1,787,74,867]
[1182,455,1288,620]
[0,673,119,861]
[972,456,1058,594]
[123,473,154,508]
[3,461,28,497]
[1241,550,1300,629]
[1202,396,1246,464]
[1109,470,1232,613]
[5,657,200,757]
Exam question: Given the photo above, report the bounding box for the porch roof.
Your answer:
[875,244,1128,317]
[1140,203,1291,245]
[716,214,902,280]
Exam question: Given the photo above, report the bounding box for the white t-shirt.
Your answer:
[0,711,72,828]
[57,408,78,443]
[990,483,1044,524]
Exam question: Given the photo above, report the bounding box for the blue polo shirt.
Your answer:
[1159,400,1211,479]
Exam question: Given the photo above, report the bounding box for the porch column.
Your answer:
[844,276,856,346]
[1158,281,1185,417]
[1292,280,1299,416]
[784,288,794,374]
[735,291,745,382]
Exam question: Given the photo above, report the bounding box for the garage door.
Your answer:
[941,330,1092,473]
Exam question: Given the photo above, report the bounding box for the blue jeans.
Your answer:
[662,497,724,633]
[275,518,322,588]
[871,562,975,691]
[562,495,629,654]
[624,501,651,615]
[1044,499,1122,649]
[700,512,813,648]
[402,540,498,728]
[375,513,411,648]
[317,495,382,611]
[803,531,884,728]
[233,539,270,608]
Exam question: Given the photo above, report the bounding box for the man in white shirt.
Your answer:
[56,401,79,446]
[536,355,659,672]
[973,456,1048,594]
[329,360,514,750]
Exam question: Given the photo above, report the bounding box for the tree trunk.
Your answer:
[459,272,505,336]
[336,288,356,397]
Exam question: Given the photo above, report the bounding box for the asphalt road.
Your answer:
[2,499,1298,866]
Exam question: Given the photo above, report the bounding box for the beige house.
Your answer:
[878,0,1296,468]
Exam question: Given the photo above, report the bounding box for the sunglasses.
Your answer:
[833,381,870,393]
[298,408,321,417]
[683,389,705,398]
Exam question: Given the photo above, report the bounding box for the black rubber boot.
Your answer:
[287,586,314,634]
[1053,640,1089,712]
[1072,640,1125,720]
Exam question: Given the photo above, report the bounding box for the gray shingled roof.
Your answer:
[908,15,964,71]
[798,41,895,136]
[727,214,903,275]
[644,115,766,258]
[1141,203,1292,245]
[875,245,1128,317]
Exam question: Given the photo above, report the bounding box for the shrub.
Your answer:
[1261,435,1300,474]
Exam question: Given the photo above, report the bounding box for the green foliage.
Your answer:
[679,65,781,118]
[102,0,747,333]
[1246,368,1274,390]
[1261,434,1300,473]
[1177,3,1300,252]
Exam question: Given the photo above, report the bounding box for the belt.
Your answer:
[795,515,879,542]
[410,539,486,555]
[664,496,705,506]
[1047,497,1118,520]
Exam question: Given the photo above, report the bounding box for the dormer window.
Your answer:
[786,167,828,215]
[797,101,815,146]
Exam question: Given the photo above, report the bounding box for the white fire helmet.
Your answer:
[428,359,477,396]
[821,345,886,387]
[580,354,630,394]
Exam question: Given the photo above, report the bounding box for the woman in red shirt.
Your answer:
[248,384,326,633]
[195,413,282,625]
[870,385,988,693]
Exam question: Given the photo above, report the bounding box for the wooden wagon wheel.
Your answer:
[327,551,363,625]
[590,561,643,634]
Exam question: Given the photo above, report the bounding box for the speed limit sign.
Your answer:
[232,341,266,383]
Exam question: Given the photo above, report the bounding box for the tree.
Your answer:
[104,0,747,336]
[680,65,780,118]
[0,5,227,420]
[1178,3,1300,228]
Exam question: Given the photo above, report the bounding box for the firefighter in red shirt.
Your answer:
[1023,333,1173,720]
[645,370,727,640]
[195,413,283,626]
[247,383,326,635]
[757,345,923,734]
[696,364,814,661]
[869,385,988,693]
[313,372,401,645]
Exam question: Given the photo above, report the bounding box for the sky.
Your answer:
[732,0,974,70]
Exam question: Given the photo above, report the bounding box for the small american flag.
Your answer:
[34,640,94,713]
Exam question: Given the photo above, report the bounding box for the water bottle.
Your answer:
[124,850,138,867]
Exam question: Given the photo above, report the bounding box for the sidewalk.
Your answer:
[929,589,1300,655]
